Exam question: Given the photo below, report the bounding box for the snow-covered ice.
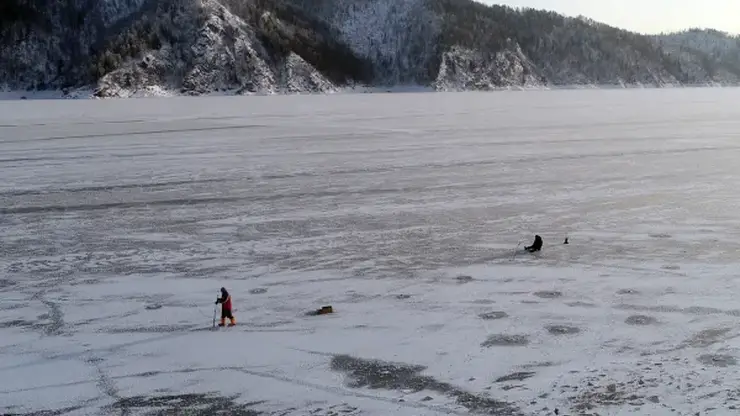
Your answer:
[2,88,740,415]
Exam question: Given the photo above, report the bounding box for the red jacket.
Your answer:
[217,290,232,310]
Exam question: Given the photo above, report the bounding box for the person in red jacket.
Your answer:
[215,287,236,327]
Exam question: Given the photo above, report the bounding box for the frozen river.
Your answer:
[3,88,740,415]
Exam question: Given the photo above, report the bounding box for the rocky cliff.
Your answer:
[0,0,372,97]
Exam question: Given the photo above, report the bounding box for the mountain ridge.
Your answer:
[1,0,739,98]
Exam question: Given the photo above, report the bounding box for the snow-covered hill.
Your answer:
[654,29,740,85]
[0,0,371,97]
[93,0,341,97]
[1,0,739,97]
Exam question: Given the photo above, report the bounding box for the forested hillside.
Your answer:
[655,29,740,84]
[1,0,738,97]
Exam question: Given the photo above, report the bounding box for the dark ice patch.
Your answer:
[533,291,562,299]
[103,324,197,334]
[625,315,658,326]
[247,320,294,328]
[566,301,597,308]
[455,275,474,284]
[306,404,361,415]
[0,319,34,329]
[107,394,263,416]
[479,311,508,320]
[4,405,84,415]
[698,354,737,367]
[495,372,536,383]
[683,328,731,348]
[330,354,522,415]
[521,361,556,369]
[661,265,680,270]
[649,233,672,239]
[571,381,645,413]
[249,288,268,294]
[70,278,101,286]
[482,334,530,347]
[546,325,581,335]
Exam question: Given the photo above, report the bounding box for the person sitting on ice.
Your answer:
[525,235,543,253]
[215,287,236,327]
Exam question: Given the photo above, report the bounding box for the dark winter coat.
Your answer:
[526,235,543,252]
[216,288,232,311]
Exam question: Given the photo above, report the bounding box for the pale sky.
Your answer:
[483,1,740,35]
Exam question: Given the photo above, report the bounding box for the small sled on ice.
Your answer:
[306,305,334,316]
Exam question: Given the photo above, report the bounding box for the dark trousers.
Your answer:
[220,308,235,325]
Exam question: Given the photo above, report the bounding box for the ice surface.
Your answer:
[3,88,740,415]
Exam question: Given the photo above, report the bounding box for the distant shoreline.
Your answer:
[1,82,738,101]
